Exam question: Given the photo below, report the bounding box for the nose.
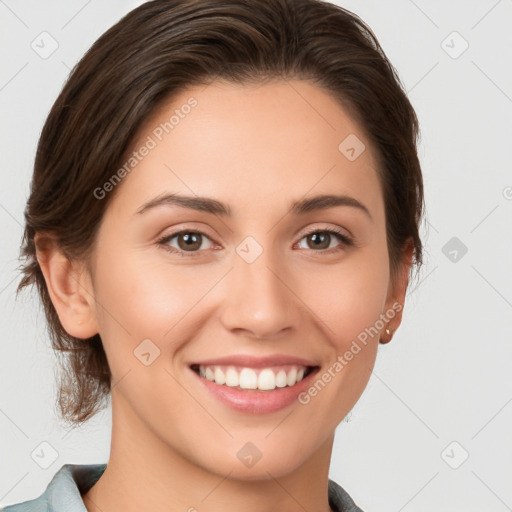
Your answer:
[219,250,301,340]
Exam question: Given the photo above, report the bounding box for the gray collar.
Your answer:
[2,463,364,512]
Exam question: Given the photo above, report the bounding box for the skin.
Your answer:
[36,79,412,512]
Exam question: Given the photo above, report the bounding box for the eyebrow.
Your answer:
[135,193,372,221]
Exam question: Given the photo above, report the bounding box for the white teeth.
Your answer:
[225,367,239,387]
[286,367,297,386]
[205,367,214,381]
[239,368,258,389]
[275,370,288,388]
[258,369,276,390]
[214,367,225,385]
[198,364,310,390]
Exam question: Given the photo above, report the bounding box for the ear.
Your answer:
[35,233,99,339]
[381,241,415,342]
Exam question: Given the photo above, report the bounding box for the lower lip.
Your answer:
[190,367,319,414]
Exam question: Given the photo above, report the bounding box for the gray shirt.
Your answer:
[1,463,364,512]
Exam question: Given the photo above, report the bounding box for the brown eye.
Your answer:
[306,232,331,250]
[297,229,353,252]
[157,230,214,255]
[176,232,203,251]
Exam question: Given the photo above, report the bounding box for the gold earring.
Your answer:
[380,326,393,344]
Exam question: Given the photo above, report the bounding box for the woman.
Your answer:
[4,0,424,510]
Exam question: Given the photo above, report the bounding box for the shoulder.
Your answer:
[1,496,48,512]
[328,478,365,512]
[1,463,107,512]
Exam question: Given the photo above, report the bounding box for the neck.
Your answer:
[82,390,335,512]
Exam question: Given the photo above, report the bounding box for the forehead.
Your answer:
[109,79,384,223]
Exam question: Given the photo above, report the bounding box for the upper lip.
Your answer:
[190,354,319,368]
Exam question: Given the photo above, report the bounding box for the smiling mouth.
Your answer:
[190,364,319,391]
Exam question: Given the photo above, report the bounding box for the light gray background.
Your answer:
[1,1,511,511]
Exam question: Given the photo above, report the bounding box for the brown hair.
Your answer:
[17,0,425,425]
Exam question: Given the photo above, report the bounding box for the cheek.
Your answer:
[91,249,220,353]
[300,249,390,348]
[89,250,222,412]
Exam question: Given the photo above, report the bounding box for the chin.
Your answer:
[236,446,310,480]
[222,459,304,482]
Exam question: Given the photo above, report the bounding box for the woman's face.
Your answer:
[84,79,409,478]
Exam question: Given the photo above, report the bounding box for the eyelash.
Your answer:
[156,227,354,258]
